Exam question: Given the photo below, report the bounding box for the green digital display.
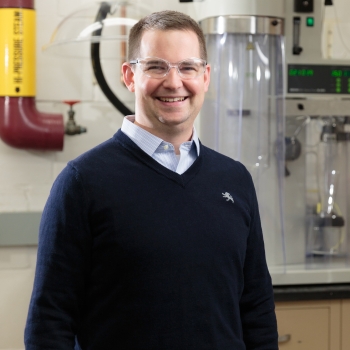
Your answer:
[331,70,350,77]
[331,70,342,77]
[288,64,350,94]
[289,69,314,77]
[289,68,350,78]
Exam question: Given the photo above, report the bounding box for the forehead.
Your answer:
[139,29,201,62]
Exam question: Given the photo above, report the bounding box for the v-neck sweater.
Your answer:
[25,129,278,350]
[121,115,200,174]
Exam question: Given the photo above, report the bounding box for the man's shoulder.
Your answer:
[75,138,114,161]
[69,129,127,169]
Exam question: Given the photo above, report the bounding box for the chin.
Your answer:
[157,113,192,126]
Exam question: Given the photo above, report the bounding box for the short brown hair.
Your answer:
[128,10,207,61]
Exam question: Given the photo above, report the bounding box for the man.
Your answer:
[25,10,278,349]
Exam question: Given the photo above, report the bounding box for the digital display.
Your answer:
[331,70,350,77]
[288,64,350,94]
[289,68,314,77]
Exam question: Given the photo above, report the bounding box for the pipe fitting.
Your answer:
[0,97,64,150]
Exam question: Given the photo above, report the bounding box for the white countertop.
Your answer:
[270,263,350,285]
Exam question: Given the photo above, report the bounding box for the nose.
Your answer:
[162,66,183,89]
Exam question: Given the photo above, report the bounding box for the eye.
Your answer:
[181,66,197,71]
[179,61,201,73]
[144,61,168,72]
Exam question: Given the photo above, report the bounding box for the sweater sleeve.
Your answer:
[24,164,91,350]
[239,173,278,350]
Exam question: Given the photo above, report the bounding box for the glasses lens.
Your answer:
[137,58,206,79]
[141,58,169,78]
[178,59,206,78]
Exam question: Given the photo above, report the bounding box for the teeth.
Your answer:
[159,97,185,102]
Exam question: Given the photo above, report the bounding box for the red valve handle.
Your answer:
[63,100,80,107]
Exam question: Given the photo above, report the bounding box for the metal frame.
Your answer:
[199,15,284,36]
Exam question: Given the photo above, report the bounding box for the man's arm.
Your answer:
[239,174,278,350]
[24,164,92,349]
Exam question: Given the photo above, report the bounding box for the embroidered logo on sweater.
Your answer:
[222,192,234,203]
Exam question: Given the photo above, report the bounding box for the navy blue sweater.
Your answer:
[25,130,278,349]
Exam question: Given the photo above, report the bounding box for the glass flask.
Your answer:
[306,117,350,267]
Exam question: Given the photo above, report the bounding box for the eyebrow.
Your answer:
[144,59,166,64]
[180,60,196,65]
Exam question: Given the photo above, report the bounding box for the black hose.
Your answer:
[90,2,134,116]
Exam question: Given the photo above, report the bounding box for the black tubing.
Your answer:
[90,2,134,116]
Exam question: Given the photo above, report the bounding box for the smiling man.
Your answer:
[122,28,209,155]
[25,11,278,350]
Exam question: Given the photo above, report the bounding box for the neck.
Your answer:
[133,120,193,155]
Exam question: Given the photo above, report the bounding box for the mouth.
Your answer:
[156,97,188,102]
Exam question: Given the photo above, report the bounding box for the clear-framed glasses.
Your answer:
[129,57,207,79]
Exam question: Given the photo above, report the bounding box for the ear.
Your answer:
[122,63,135,92]
[203,64,211,92]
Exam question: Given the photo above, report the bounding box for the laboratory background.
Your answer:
[1,0,350,348]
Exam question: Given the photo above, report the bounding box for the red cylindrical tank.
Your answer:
[0,0,64,150]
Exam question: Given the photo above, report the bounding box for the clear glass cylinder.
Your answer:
[306,117,350,267]
[200,16,285,267]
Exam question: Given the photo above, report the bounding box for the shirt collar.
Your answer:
[121,115,200,157]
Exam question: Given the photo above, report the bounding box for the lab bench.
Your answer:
[273,283,350,349]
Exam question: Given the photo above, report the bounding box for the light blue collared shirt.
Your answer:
[121,116,200,175]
